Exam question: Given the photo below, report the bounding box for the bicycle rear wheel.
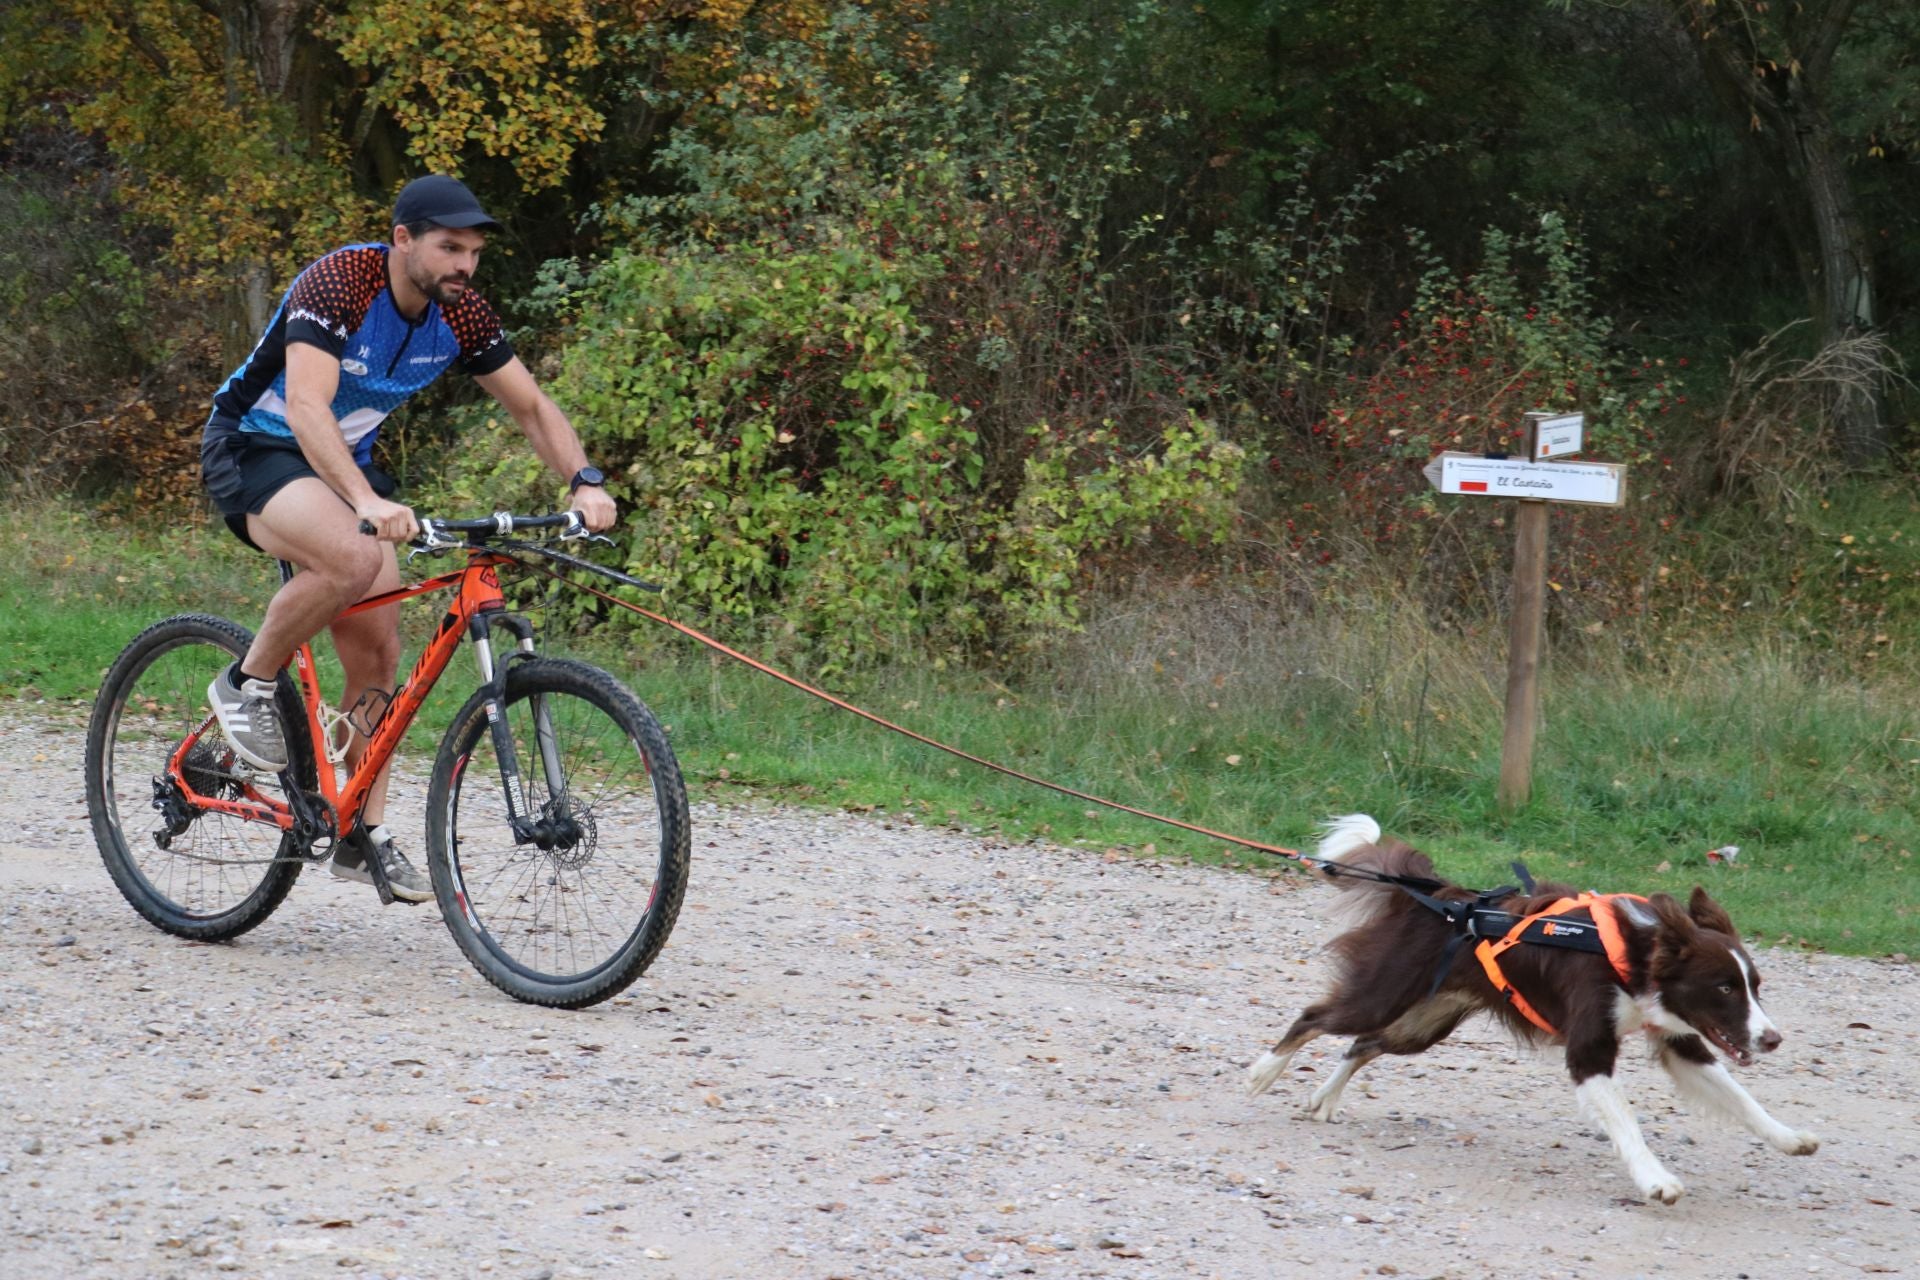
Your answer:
[426,657,691,1008]
[83,614,311,940]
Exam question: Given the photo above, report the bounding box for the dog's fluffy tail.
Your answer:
[1308,813,1436,928]
[1314,814,1383,867]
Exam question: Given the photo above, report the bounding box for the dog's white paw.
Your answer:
[1774,1130,1820,1156]
[1640,1177,1685,1205]
[1302,1098,1343,1124]
[1245,1051,1291,1098]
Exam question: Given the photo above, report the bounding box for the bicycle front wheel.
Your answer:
[83,614,311,940]
[426,658,691,1008]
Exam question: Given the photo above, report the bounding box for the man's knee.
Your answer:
[311,538,385,601]
[339,640,402,687]
[346,545,389,599]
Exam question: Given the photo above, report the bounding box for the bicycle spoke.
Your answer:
[429,657,688,1006]
[86,616,305,940]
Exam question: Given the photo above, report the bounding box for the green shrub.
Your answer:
[438,233,1241,670]
[430,13,1244,669]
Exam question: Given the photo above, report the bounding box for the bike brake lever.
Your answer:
[421,518,460,548]
[406,519,465,561]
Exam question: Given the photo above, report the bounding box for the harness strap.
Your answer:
[1473,893,1642,1036]
[1387,881,1521,1000]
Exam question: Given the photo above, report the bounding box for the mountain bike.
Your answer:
[83,511,691,1009]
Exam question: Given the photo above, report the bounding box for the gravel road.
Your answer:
[3,708,1916,1280]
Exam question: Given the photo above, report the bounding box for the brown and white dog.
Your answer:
[1246,815,1819,1203]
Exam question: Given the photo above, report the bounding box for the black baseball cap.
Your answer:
[392,175,501,233]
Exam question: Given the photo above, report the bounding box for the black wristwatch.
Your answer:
[568,465,606,492]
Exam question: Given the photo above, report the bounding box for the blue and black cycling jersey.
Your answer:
[205,242,515,464]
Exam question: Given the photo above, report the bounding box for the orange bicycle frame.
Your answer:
[167,550,517,838]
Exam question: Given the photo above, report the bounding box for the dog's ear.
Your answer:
[1687,885,1736,936]
[1647,892,1699,959]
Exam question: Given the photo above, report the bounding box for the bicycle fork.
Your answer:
[470,612,579,851]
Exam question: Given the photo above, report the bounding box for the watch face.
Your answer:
[573,467,605,489]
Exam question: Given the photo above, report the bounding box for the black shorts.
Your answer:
[201,421,397,551]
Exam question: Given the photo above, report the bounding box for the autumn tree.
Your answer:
[0,0,917,358]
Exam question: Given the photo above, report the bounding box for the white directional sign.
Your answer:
[1422,452,1627,507]
[1533,413,1585,459]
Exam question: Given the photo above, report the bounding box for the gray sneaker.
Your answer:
[207,664,289,772]
[331,830,433,903]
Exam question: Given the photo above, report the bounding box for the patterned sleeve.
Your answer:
[282,247,385,356]
[445,290,516,376]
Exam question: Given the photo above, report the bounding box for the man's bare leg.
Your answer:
[245,478,404,823]
[243,478,429,901]
[328,554,402,827]
[243,478,390,677]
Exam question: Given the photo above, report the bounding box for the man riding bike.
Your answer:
[199,174,615,902]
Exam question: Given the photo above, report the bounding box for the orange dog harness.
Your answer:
[1474,892,1642,1036]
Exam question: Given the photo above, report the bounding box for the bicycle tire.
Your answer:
[83,614,313,941]
[425,657,691,1008]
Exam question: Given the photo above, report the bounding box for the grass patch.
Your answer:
[8,498,1916,957]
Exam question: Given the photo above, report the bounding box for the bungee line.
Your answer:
[516,563,1320,867]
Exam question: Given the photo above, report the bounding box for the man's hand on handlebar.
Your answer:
[356,498,420,544]
[572,485,617,533]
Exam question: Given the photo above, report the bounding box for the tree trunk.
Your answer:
[209,0,315,102]
[1797,108,1883,461]
[209,1,320,364]
[1674,0,1887,463]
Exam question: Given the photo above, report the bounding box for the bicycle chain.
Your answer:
[149,760,340,868]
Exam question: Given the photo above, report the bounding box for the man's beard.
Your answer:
[410,261,469,306]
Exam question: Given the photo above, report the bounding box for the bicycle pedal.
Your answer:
[358,845,399,906]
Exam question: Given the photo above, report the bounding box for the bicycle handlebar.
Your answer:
[356,509,663,593]
[357,510,590,545]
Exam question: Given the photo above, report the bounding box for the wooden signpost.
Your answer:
[1424,411,1628,810]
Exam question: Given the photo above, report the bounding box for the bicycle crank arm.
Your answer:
[280,776,337,862]
[356,826,399,907]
